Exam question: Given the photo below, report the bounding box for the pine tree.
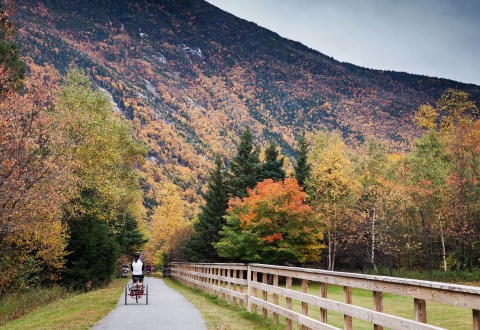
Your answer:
[294,130,311,187]
[261,140,285,181]
[63,190,120,289]
[228,126,262,197]
[184,154,229,261]
[117,214,148,257]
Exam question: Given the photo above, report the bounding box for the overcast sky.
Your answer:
[206,0,480,85]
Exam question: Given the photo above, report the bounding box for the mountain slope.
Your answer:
[14,0,480,209]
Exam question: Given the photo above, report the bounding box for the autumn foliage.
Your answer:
[216,178,323,264]
[149,182,192,262]
[0,62,76,292]
[0,3,147,292]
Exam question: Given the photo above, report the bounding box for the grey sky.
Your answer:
[206,0,480,85]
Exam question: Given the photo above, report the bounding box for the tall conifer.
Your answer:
[184,154,229,261]
[228,126,261,197]
[261,140,285,181]
[294,130,311,187]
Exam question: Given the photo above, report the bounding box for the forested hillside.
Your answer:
[14,0,480,214]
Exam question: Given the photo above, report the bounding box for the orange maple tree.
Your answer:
[216,178,323,264]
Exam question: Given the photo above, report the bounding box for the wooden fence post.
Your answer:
[302,279,309,330]
[373,291,383,330]
[320,282,327,323]
[253,271,258,314]
[227,269,231,304]
[233,269,238,306]
[262,272,268,319]
[221,268,226,300]
[217,268,221,299]
[344,286,352,330]
[194,266,197,289]
[208,267,212,294]
[240,269,245,309]
[210,267,213,291]
[414,298,427,323]
[247,265,252,313]
[273,274,279,325]
[473,309,480,330]
[286,276,293,330]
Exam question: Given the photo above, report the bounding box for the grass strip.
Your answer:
[0,278,128,330]
[0,286,69,326]
[164,278,284,330]
[363,268,480,285]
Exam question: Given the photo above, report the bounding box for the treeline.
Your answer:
[180,89,480,272]
[0,5,146,296]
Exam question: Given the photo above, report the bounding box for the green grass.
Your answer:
[0,279,128,330]
[363,268,480,285]
[0,286,70,326]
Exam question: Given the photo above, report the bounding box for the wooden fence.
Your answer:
[170,262,480,330]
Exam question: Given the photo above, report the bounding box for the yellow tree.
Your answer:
[150,183,192,263]
[356,140,388,271]
[413,89,478,270]
[306,131,359,270]
[376,154,419,270]
[414,89,477,133]
[58,67,146,227]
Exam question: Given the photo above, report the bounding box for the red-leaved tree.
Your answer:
[216,178,323,264]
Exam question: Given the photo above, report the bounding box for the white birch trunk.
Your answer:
[439,214,447,272]
[327,230,332,271]
[332,233,336,271]
[371,207,377,272]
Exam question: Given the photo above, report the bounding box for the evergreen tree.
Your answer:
[228,126,262,197]
[261,140,285,181]
[184,154,229,261]
[63,191,120,289]
[294,130,311,187]
[117,214,148,257]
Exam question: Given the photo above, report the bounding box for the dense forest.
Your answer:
[2,0,480,299]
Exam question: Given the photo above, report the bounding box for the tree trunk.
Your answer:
[439,214,447,272]
[327,231,332,271]
[332,233,336,271]
[371,207,377,272]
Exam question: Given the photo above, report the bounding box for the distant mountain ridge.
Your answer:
[14,0,480,206]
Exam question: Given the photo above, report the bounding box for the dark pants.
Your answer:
[132,274,144,283]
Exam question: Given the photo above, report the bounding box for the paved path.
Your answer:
[93,277,207,330]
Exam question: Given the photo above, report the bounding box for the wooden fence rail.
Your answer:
[170,263,480,330]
